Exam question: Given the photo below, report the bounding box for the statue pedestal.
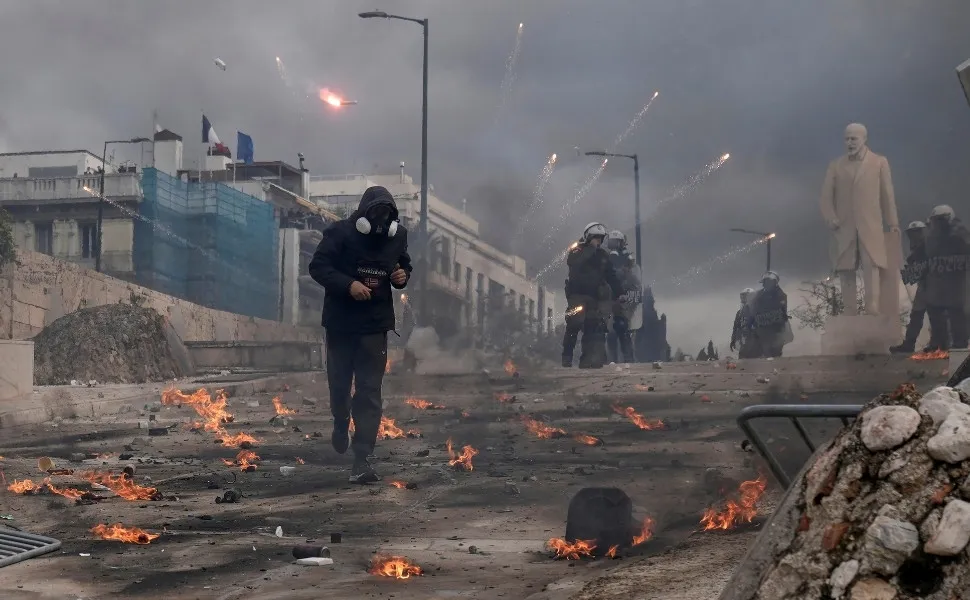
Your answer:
[820,315,897,356]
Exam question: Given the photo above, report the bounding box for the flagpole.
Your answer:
[150,109,158,167]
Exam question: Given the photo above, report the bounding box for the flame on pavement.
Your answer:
[700,475,768,531]
[632,517,656,545]
[295,457,305,465]
[221,450,260,472]
[46,480,87,501]
[521,416,566,439]
[7,479,41,494]
[378,416,405,440]
[494,392,515,403]
[504,359,518,376]
[406,397,444,410]
[369,554,424,579]
[389,481,407,489]
[606,545,619,558]
[272,397,296,415]
[547,538,596,560]
[611,404,665,430]
[385,359,392,374]
[910,350,949,361]
[446,438,478,471]
[572,434,603,446]
[78,471,162,500]
[91,523,160,545]
[162,388,260,448]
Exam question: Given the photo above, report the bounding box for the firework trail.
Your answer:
[275,56,289,87]
[612,91,659,149]
[515,153,558,242]
[493,23,525,127]
[664,235,771,288]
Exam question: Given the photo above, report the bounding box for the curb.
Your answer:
[0,371,322,429]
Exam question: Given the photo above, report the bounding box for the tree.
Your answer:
[0,206,15,270]
[790,276,905,331]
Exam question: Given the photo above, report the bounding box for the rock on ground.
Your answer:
[860,405,921,451]
[32,304,190,385]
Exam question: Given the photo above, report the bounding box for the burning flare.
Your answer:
[547,538,596,560]
[446,438,478,471]
[607,545,619,558]
[573,433,603,446]
[369,554,424,579]
[504,359,518,376]
[91,523,160,545]
[521,416,566,439]
[406,397,444,410]
[565,306,584,317]
[162,388,260,448]
[272,396,296,415]
[389,481,408,489]
[632,517,656,545]
[77,471,162,501]
[378,416,405,440]
[319,88,344,107]
[910,350,949,361]
[221,450,260,472]
[7,479,41,494]
[612,404,665,431]
[700,475,768,531]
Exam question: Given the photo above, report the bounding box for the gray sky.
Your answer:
[2,0,969,350]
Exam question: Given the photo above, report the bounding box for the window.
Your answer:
[453,261,461,282]
[80,223,99,259]
[34,223,53,254]
[440,237,451,274]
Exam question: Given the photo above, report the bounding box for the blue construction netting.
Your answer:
[135,168,279,320]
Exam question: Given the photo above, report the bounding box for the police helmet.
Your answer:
[929,205,955,221]
[761,271,780,283]
[582,222,608,242]
[906,220,926,231]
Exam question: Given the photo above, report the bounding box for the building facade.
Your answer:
[306,170,558,340]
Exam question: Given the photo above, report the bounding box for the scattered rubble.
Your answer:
[33,304,190,385]
[736,383,970,600]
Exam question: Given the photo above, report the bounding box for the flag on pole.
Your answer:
[236,132,254,164]
[202,115,221,145]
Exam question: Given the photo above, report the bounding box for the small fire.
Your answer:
[461,410,471,418]
[565,306,584,317]
[349,418,356,436]
[385,359,392,374]
[220,450,260,472]
[446,438,478,471]
[494,392,515,403]
[700,475,768,531]
[406,397,444,410]
[606,545,619,558]
[389,481,408,489]
[547,538,596,560]
[162,388,260,448]
[632,517,656,545]
[7,479,41,494]
[319,88,345,107]
[573,434,603,446]
[272,397,296,416]
[378,416,405,440]
[910,350,949,361]
[295,457,305,465]
[369,554,424,579]
[91,523,160,545]
[521,416,567,439]
[77,471,162,501]
[46,481,87,501]
[504,359,518,376]
[634,384,652,391]
[612,404,665,431]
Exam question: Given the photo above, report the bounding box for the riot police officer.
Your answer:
[605,230,640,363]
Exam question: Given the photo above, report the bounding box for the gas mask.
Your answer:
[356,203,399,237]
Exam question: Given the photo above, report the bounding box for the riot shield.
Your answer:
[628,264,644,331]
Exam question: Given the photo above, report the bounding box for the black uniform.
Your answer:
[749,287,789,358]
[562,242,623,368]
[606,250,638,363]
[893,236,929,352]
[308,186,412,461]
[924,218,970,350]
[730,303,760,359]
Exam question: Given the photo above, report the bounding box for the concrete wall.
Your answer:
[185,341,324,372]
[0,250,321,343]
[0,340,33,402]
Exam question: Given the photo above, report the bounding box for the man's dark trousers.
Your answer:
[326,331,388,456]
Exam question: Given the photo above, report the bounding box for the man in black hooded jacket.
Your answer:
[308,186,412,483]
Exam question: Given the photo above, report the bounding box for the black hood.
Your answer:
[352,186,399,221]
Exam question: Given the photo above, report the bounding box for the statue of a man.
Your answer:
[819,123,902,316]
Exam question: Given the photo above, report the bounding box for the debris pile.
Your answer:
[33,304,190,385]
[745,383,970,599]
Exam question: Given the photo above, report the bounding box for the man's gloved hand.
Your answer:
[349,281,372,301]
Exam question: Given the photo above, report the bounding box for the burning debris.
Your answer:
[494,392,516,403]
[547,537,597,560]
[632,517,656,545]
[221,450,260,472]
[446,438,478,471]
[162,388,260,448]
[405,397,444,410]
[520,415,567,439]
[8,479,41,495]
[573,434,604,446]
[77,471,163,501]
[910,350,949,361]
[369,554,424,579]
[91,523,160,545]
[731,383,970,600]
[389,481,407,489]
[377,416,420,439]
[504,359,519,377]
[272,396,296,416]
[611,403,666,431]
[699,475,767,531]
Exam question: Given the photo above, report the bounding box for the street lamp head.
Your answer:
[130,137,151,143]
[359,11,388,18]
[584,151,607,157]
[766,233,777,239]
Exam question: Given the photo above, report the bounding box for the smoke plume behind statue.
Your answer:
[819,123,903,318]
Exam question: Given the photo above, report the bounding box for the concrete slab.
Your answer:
[820,314,895,355]
[0,339,32,402]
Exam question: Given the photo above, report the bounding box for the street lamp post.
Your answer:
[97,137,150,273]
[729,228,775,273]
[584,151,641,267]
[359,10,430,326]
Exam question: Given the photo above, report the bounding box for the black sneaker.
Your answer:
[561,356,573,368]
[331,422,350,455]
[349,456,380,484]
[889,343,915,354]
